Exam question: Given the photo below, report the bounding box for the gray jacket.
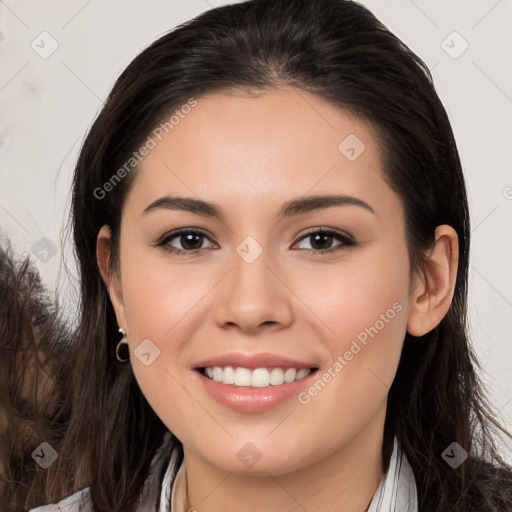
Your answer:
[30,434,418,512]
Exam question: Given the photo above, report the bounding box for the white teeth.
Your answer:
[251,368,269,388]
[203,366,313,387]
[222,366,235,385]
[269,368,285,385]
[296,368,311,380]
[284,368,297,383]
[212,367,223,382]
[234,367,252,386]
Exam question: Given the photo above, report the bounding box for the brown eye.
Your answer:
[157,229,216,255]
[294,229,355,255]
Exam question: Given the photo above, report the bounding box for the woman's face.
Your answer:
[100,86,417,475]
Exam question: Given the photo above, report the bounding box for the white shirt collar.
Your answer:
[159,433,418,512]
[30,432,417,512]
[367,436,418,512]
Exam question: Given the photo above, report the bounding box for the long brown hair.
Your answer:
[2,0,512,510]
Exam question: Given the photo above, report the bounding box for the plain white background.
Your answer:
[1,0,511,461]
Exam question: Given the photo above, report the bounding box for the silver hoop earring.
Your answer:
[116,327,130,363]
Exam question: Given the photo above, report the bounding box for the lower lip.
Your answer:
[195,369,318,413]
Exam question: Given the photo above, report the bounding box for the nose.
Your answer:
[213,244,293,335]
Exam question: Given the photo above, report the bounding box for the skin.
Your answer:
[97,86,458,512]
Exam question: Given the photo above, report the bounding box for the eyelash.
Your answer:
[155,227,355,256]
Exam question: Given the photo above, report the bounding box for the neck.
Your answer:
[183,403,386,512]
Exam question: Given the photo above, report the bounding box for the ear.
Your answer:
[407,225,459,337]
[96,224,128,331]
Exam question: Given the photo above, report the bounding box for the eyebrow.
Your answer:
[142,194,376,220]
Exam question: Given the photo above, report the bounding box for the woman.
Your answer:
[2,0,511,510]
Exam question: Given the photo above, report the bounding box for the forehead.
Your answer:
[124,86,399,221]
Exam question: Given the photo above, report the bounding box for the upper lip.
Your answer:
[193,352,317,370]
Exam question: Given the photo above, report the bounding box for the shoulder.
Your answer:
[464,457,512,510]
[28,487,92,512]
[28,431,179,512]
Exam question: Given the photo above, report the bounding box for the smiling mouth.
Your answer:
[197,366,319,388]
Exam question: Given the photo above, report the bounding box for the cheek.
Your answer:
[120,262,204,389]
[295,240,410,349]
[120,258,209,437]
[293,242,410,409]
[114,238,202,405]
[119,236,211,342]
